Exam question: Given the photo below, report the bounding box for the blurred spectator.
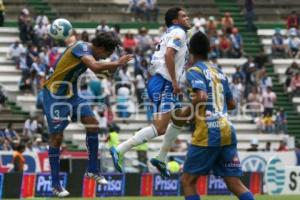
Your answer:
[19,50,32,92]
[4,122,20,146]
[145,0,159,22]
[285,62,300,91]
[219,33,232,58]
[7,40,24,63]
[232,65,245,83]
[287,11,299,30]
[34,21,48,46]
[275,107,288,134]
[0,129,11,150]
[88,79,103,104]
[31,56,46,94]
[287,28,300,58]
[106,126,120,148]
[135,74,146,105]
[189,21,205,36]
[81,31,89,42]
[262,113,274,133]
[119,65,133,87]
[192,12,207,32]
[208,32,220,57]
[230,28,243,58]
[262,86,277,116]
[210,52,222,70]
[26,43,38,70]
[247,86,262,118]
[23,115,38,140]
[272,28,286,58]
[128,0,145,22]
[136,27,153,52]
[206,16,217,35]
[0,85,5,109]
[290,72,300,96]
[96,20,110,34]
[0,0,5,26]
[258,68,272,94]
[167,156,181,173]
[230,77,244,115]
[247,138,259,151]
[35,11,49,27]
[98,111,109,136]
[123,31,137,53]
[116,85,131,118]
[13,143,26,172]
[39,47,50,74]
[242,56,256,95]
[264,141,271,151]
[277,140,288,151]
[244,0,257,31]
[254,47,270,71]
[48,47,61,70]
[221,12,234,34]
[170,138,186,152]
[18,8,34,44]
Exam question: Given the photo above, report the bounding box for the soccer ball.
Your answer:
[47,18,73,40]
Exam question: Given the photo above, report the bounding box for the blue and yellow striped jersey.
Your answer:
[43,41,92,97]
[186,61,237,147]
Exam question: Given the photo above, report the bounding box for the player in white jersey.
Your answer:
[110,7,191,176]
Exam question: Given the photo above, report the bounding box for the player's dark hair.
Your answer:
[189,31,210,59]
[165,7,182,27]
[92,32,120,52]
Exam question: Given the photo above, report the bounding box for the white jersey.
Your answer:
[149,26,188,82]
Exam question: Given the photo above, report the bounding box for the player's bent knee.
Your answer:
[156,127,167,135]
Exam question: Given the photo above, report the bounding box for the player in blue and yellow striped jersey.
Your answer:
[42,32,132,197]
[177,32,255,200]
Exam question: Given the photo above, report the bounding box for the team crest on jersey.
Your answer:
[172,37,182,47]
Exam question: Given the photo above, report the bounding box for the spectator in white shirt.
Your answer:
[287,28,300,58]
[230,77,244,115]
[23,115,38,139]
[135,74,146,105]
[7,40,24,62]
[262,86,277,116]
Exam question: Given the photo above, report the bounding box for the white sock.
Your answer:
[156,123,182,162]
[117,125,158,154]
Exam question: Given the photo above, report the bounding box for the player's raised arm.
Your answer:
[82,54,133,73]
[73,32,132,73]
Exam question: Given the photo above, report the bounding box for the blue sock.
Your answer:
[86,132,99,173]
[239,191,255,200]
[185,195,200,200]
[48,146,60,188]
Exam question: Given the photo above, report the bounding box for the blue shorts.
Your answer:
[183,144,243,177]
[147,74,180,113]
[42,88,94,134]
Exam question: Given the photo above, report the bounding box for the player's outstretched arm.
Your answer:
[82,54,133,73]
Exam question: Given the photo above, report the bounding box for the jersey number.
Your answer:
[210,81,224,112]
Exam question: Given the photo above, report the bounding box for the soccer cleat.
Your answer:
[84,171,108,185]
[150,158,171,178]
[52,186,70,197]
[109,146,123,173]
